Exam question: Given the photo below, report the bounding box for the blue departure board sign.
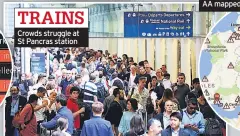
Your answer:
[31,53,46,74]
[124,12,193,38]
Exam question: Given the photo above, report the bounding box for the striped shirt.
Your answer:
[81,81,98,104]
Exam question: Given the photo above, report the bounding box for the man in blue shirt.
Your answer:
[181,98,205,136]
[80,101,114,136]
[40,94,74,135]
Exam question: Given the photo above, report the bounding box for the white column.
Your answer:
[123,39,129,57]
[89,38,93,49]
[195,4,207,77]
[195,38,204,77]
[155,38,161,70]
[128,39,138,62]
[166,39,178,82]
[103,38,109,51]
[89,38,97,50]
[195,4,207,37]
[117,39,124,57]
[127,39,131,57]
[160,39,166,66]
[108,38,117,55]
[191,40,197,80]
[166,4,178,82]
[133,39,138,62]
[180,4,192,84]
[138,39,146,62]
[146,38,155,69]
[24,48,31,74]
[181,38,191,85]
[21,48,25,73]
[154,5,162,70]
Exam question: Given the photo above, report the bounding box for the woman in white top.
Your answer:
[52,117,71,136]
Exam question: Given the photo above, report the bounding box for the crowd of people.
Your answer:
[5,47,226,136]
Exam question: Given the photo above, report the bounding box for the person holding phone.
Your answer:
[181,98,205,136]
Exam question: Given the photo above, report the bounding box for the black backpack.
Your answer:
[95,81,108,103]
[146,96,154,114]
[205,118,223,136]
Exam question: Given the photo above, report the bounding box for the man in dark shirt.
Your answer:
[174,73,190,109]
[134,66,151,88]
[64,54,76,70]
[5,86,27,136]
[161,65,168,75]
[191,78,201,98]
[54,51,63,63]
[59,70,74,95]
[105,88,124,136]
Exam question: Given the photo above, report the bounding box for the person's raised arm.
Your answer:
[34,99,48,111]
[72,107,85,118]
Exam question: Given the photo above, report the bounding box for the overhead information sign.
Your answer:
[124,11,193,38]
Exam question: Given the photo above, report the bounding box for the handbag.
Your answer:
[12,104,34,129]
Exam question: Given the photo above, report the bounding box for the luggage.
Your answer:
[39,125,55,136]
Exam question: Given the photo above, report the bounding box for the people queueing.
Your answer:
[6,48,226,136]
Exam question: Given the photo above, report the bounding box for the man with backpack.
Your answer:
[80,72,98,118]
[15,94,39,136]
[95,71,109,103]
[203,106,224,136]
[5,86,27,136]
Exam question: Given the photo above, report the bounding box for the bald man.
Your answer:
[145,63,156,77]
[155,100,174,129]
